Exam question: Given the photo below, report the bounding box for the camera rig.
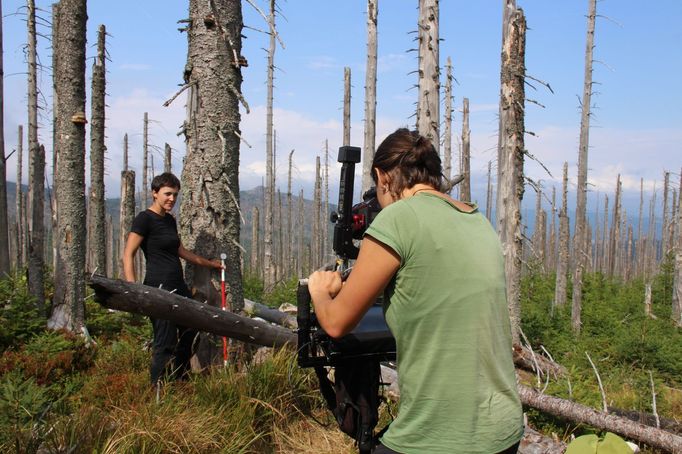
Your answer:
[297,145,396,453]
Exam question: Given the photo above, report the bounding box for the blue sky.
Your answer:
[2,0,681,219]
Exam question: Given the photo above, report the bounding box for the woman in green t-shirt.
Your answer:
[308,128,524,454]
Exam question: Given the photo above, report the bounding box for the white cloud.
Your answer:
[119,63,152,71]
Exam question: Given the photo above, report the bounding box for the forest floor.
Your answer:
[0,264,680,453]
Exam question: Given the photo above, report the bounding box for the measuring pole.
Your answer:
[220,253,227,366]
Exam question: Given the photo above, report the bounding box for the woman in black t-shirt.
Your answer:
[123,172,222,384]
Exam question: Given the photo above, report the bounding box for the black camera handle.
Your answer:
[331,145,362,264]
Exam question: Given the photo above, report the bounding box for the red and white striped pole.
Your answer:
[220,253,228,366]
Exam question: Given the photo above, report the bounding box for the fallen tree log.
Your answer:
[243,298,297,330]
[89,275,296,348]
[519,385,682,453]
[608,407,682,436]
[513,343,567,378]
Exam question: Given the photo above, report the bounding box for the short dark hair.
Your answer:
[371,128,443,199]
[151,172,181,192]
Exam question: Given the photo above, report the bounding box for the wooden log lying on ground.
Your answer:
[519,385,682,453]
[608,407,682,436]
[89,275,296,348]
[243,298,297,330]
[513,343,567,378]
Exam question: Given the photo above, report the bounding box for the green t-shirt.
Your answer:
[365,193,523,454]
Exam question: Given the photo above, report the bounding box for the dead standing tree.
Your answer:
[361,0,378,196]
[442,56,453,187]
[571,0,598,335]
[554,162,570,309]
[0,0,8,277]
[88,25,107,275]
[179,0,246,364]
[496,5,527,344]
[119,135,135,279]
[416,0,440,152]
[49,0,88,333]
[673,170,682,327]
[27,0,45,303]
[460,97,471,201]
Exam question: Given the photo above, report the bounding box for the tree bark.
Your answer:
[263,0,277,291]
[164,143,171,173]
[297,188,304,276]
[343,67,351,147]
[673,170,682,326]
[442,57,453,189]
[119,169,135,278]
[662,171,670,257]
[49,0,87,333]
[142,112,149,207]
[571,0,597,335]
[313,156,321,269]
[88,25,107,275]
[15,125,24,269]
[519,386,682,453]
[608,174,621,277]
[287,150,293,276]
[180,0,245,331]
[89,275,295,348]
[50,2,60,276]
[250,206,259,274]
[554,163,570,309]
[460,97,471,201]
[0,0,8,276]
[496,7,526,344]
[27,0,45,303]
[416,0,440,152]
[361,0,378,196]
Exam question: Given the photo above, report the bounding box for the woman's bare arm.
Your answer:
[122,232,144,282]
[178,244,222,269]
[309,236,400,338]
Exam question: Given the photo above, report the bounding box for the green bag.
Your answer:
[565,433,634,454]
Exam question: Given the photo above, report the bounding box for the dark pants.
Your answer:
[373,441,520,454]
[148,283,197,384]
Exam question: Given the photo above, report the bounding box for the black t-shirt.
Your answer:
[130,210,184,287]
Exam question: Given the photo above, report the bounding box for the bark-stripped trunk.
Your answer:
[554,162,570,309]
[297,188,304,277]
[662,171,670,257]
[50,3,60,275]
[571,0,597,335]
[27,0,45,303]
[608,174,621,277]
[547,186,557,271]
[119,169,135,279]
[361,0,378,195]
[323,141,329,264]
[142,112,149,207]
[164,143,172,173]
[443,56,453,188]
[343,67,351,147]
[460,97,471,201]
[287,150,293,276]
[181,0,245,320]
[496,7,526,343]
[672,170,682,326]
[0,0,8,276]
[105,214,114,277]
[88,25,106,275]
[601,195,609,274]
[416,0,440,152]
[49,0,87,333]
[15,125,24,269]
[263,0,277,290]
[485,160,493,221]
[250,206,259,274]
[313,156,321,270]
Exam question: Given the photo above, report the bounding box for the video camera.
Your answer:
[297,145,395,453]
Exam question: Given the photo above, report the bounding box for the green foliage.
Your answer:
[243,272,264,302]
[0,273,46,351]
[0,371,52,452]
[243,274,299,309]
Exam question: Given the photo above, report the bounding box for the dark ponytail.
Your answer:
[371,128,443,199]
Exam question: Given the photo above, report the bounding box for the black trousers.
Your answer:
[373,441,520,454]
[148,283,197,384]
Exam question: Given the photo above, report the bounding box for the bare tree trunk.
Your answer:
[263,0,277,290]
[105,214,114,277]
[50,2,60,276]
[181,0,246,366]
[343,67,351,146]
[485,160,493,221]
[27,0,45,304]
[571,0,597,335]
[608,174,621,277]
[361,0,378,195]
[601,195,609,274]
[636,178,644,277]
[161,142,170,173]
[0,0,8,277]
[16,125,24,269]
[323,141,329,264]
[554,162,570,309]
[250,206,259,274]
[496,7,526,343]
[287,150,293,276]
[416,0,440,152]
[672,170,682,326]
[313,156,321,270]
[547,186,556,271]
[662,171,670,258]
[141,112,149,208]
[297,188,304,277]
[88,25,106,275]
[459,97,471,201]
[443,56,453,187]
[49,0,87,333]
[119,169,135,278]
